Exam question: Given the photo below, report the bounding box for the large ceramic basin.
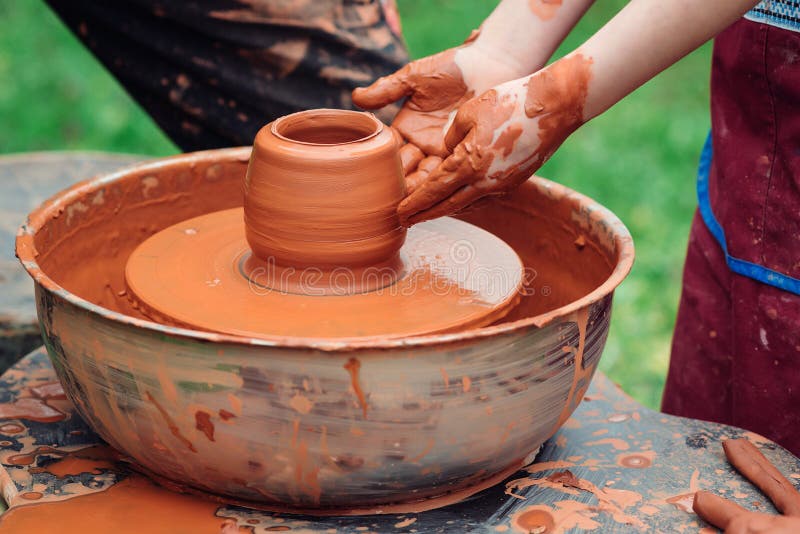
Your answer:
[16,147,633,512]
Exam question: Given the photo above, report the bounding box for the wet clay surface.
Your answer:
[244,110,406,271]
[125,209,523,339]
[2,348,799,532]
[19,148,616,335]
[128,109,520,339]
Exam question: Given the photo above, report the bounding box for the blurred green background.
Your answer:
[0,0,710,409]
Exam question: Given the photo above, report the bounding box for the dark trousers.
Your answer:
[46,0,408,151]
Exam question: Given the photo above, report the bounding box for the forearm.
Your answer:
[579,0,759,120]
[459,0,596,92]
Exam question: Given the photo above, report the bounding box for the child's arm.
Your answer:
[353,0,594,190]
[397,0,760,225]
[470,0,599,79]
[581,0,757,119]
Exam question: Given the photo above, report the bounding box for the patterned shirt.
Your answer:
[745,0,800,32]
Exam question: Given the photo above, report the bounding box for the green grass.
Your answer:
[0,0,711,409]
[0,2,176,155]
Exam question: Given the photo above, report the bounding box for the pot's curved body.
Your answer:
[245,109,406,269]
[17,148,633,512]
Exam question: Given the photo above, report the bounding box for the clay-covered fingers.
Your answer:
[397,139,476,225]
[353,49,467,113]
[398,168,466,225]
[398,168,465,226]
[352,66,411,110]
[392,107,454,158]
[403,183,488,226]
[399,143,425,175]
[404,156,442,194]
[723,439,800,517]
[443,98,478,152]
[693,490,749,530]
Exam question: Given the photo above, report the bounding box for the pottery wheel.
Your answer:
[125,208,524,339]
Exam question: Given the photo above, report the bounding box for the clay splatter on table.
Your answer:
[0,348,798,532]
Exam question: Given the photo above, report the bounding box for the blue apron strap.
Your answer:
[697,130,800,295]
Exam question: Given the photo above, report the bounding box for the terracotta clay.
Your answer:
[127,108,525,339]
[245,109,406,273]
[0,476,231,533]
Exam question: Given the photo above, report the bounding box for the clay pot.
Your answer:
[244,109,406,271]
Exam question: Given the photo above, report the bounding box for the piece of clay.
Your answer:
[693,439,800,531]
[125,108,525,339]
[722,438,800,516]
[693,490,749,529]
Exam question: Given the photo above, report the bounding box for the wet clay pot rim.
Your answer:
[270,108,384,146]
[16,147,634,352]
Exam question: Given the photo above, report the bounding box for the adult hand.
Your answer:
[693,439,800,533]
[396,53,593,225]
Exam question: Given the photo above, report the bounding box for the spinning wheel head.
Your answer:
[124,209,524,339]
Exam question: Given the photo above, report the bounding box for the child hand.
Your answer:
[352,41,528,193]
[397,53,593,226]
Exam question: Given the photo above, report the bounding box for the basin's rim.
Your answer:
[16,147,635,352]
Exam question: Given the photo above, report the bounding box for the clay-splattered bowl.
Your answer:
[16,148,633,513]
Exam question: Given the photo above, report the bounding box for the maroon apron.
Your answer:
[662,17,800,455]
